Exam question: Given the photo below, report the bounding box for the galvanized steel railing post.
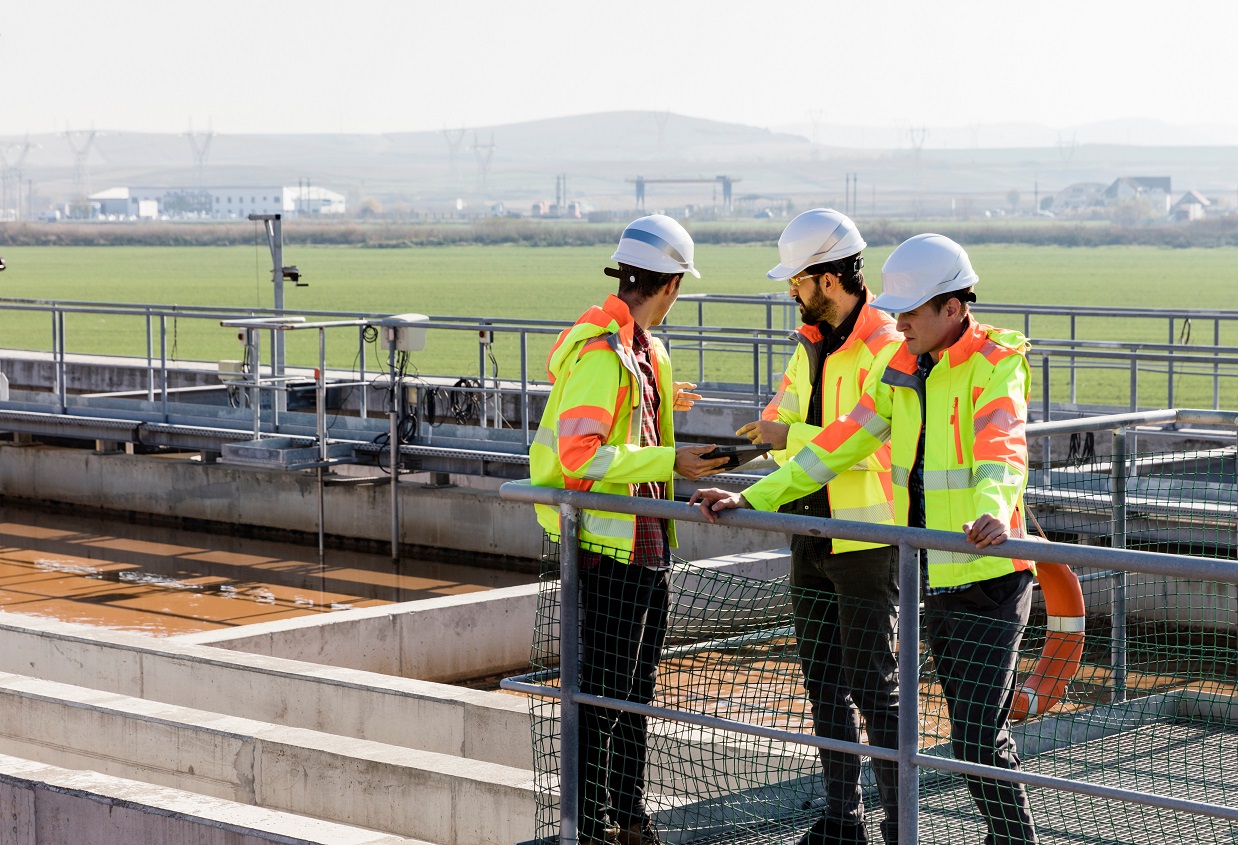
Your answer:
[1215,319,1221,409]
[520,331,530,448]
[1110,428,1128,703]
[316,328,328,565]
[752,331,761,417]
[145,308,155,402]
[896,541,921,845]
[358,325,368,419]
[1129,348,1138,412]
[159,315,168,423]
[1069,313,1077,404]
[54,307,66,413]
[1041,354,1051,470]
[389,340,400,563]
[248,329,261,441]
[697,301,705,384]
[558,504,582,845]
[1167,318,1176,409]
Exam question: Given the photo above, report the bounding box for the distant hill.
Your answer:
[4,112,1236,217]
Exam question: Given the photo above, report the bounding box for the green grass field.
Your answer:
[0,243,1235,409]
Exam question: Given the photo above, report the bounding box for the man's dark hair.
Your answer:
[805,253,865,297]
[606,263,681,300]
[926,287,977,313]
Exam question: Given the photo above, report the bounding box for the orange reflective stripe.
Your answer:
[558,405,614,471]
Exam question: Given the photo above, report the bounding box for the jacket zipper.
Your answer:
[833,377,843,420]
[951,396,963,464]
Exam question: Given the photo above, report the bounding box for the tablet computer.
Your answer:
[700,444,769,471]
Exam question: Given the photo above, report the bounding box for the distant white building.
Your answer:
[1101,177,1172,214]
[89,185,346,219]
[1172,190,1211,222]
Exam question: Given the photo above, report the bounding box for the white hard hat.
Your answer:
[872,233,979,313]
[767,208,866,281]
[610,214,700,278]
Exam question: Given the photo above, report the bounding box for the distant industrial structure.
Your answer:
[85,184,345,220]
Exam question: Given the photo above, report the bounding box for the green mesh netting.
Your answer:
[524,442,1238,844]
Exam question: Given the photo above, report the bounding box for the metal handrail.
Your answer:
[499,457,1238,845]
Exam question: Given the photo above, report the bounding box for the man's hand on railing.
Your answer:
[687,488,750,522]
[963,513,1011,549]
[672,382,702,411]
[736,419,789,451]
[674,445,731,480]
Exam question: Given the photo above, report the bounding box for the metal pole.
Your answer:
[520,331,530,448]
[145,309,155,402]
[358,325,368,419]
[1041,354,1051,470]
[1167,318,1175,409]
[317,328,327,566]
[271,215,285,413]
[896,541,920,845]
[389,340,400,563]
[697,300,704,385]
[558,504,582,845]
[248,329,261,440]
[1215,319,1221,409]
[1069,313,1077,405]
[478,331,488,430]
[1110,428,1128,703]
[1129,351,1138,412]
[752,331,761,417]
[55,308,66,413]
[159,315,168,423]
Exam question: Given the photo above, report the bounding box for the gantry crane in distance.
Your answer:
[626,175,740,213]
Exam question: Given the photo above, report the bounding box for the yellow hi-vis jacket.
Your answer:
[529,294,677,561]
[745,318,1034,589]
[762,295,902,553]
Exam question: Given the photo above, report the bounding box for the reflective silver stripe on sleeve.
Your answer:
[794,448,838,486]
[621,226,690,270]
[557,417,611,439]
[832,500,896,523]
[533,425,556,450]
[926,548,982,566]
[972,464,1022,486]
[777,390,800,415]
[581,510,635,541]
[862,415,891,442]
[891,465,910,487]
[581,445,617,480]
[923,468,973,490]
[974,408,1022,437]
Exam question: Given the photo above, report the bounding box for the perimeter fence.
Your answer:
[501,409,1238,845]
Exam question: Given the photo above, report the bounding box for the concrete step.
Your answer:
[0,671,536,845]
[0,611,531,769]
[0,751,427,845]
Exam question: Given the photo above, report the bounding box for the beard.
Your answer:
[796,291,837,326]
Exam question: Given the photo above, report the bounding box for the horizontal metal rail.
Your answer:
[500,476,1238,844]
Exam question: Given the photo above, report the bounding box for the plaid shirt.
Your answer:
[582,324,668,569]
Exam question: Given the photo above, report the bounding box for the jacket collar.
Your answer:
[602,294,636,349]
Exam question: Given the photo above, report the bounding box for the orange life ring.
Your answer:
[1010,561,1085,720]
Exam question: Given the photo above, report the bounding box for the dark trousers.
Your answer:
[577,556,671,838]
[790,543,901,844]
[924,570,1038,845]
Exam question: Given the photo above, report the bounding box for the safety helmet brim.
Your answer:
[871,274,978,313]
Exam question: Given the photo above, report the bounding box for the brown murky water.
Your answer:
[0,505,537,637]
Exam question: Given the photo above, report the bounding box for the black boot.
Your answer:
[795,815,869,845]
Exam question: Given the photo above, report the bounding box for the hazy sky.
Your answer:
[4,0,1236,137]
